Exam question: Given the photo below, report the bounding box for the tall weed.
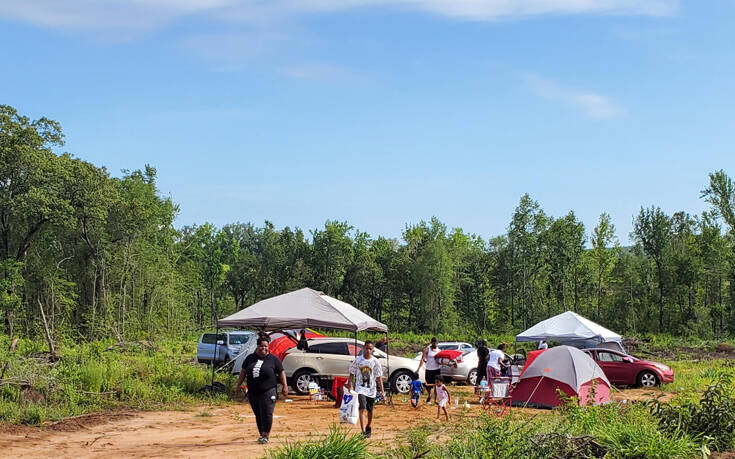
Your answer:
[266,426,370,459]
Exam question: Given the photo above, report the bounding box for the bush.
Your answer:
[649,373,735,451]
[80,361,104,393]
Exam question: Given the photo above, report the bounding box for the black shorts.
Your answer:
[358,394,375,412]
[425,369,441,384]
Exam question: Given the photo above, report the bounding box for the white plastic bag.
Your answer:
[339,389,359,425]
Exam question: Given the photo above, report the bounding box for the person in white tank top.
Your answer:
[416,337,441,404]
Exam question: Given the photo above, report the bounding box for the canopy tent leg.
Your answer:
[211,324,219,388]
[385,332,390,394]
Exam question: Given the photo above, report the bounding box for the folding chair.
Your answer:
[482,377,513,416]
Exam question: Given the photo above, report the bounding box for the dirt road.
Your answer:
[0,386,666,458]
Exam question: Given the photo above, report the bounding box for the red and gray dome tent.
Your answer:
[511,345,611,408]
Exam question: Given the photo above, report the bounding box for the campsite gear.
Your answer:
[308,380,320,402]
[511,345,611,409]
[339,389,359,425]
[519,349,546,378]
[482,377,513,416]
[515,311,624,352]
[434,349,463,367]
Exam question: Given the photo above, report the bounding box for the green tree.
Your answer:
[311,221,354,296]
[589,213,620,321]
[633,206,672,331]
[508,194,549,327]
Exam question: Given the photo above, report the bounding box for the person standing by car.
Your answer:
[296,329,309,351]
[375,335,389,352]
[487,342,507,379]
[348,340,385,438]
[476,339,489,387]
[417,337,441,404]
[236,337,288,444]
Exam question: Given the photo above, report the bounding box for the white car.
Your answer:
[283,337,425,395]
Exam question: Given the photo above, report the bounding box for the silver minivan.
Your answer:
[196,331,256,370]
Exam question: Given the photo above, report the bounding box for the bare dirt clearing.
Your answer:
[0,385,670,458]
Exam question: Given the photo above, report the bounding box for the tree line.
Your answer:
[2,105,734,345]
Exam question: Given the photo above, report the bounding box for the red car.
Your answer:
[583,348,674,387]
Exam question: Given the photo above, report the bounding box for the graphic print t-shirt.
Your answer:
[349,355,383,398]
[243,353,283,395]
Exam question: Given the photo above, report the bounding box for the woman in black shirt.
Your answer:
[476,339,489,387]
[236,337,288,444]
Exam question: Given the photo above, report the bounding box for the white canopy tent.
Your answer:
[515,311,624,351]
[217,287,387,332]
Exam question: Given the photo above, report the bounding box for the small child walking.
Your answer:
[434,376,450,421]
[410,379,423,409]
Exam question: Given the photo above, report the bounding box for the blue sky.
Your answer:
[2,0,733,244]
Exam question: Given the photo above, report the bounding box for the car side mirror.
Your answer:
[623,356,633,363]
[216,340,224,345]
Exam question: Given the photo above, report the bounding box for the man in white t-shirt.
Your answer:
[348,340,385,438]
[486,342,507,378]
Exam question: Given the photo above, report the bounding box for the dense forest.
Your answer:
[2,104,735,344]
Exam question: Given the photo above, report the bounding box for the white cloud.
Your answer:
[524,74,625,119]
[0,0,678,36]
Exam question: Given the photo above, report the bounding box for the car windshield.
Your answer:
[438,344,458,350]
[228,334,250,345]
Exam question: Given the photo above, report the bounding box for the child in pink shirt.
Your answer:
[434,376,451,421]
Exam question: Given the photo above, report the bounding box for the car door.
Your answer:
[309,342,351,376]
[596,350,629,385]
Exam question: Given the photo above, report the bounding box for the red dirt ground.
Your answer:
[0,385,677,458]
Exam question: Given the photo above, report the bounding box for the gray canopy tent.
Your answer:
[218,287,387,332]
[212,288,389,392]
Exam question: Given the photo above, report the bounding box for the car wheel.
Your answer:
[638,370,659,388]
[390,370,413,394]
[292,369,316,395]
[467,369,478,386]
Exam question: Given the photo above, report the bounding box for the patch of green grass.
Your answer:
[0,335,233,424]
[266,426,371,459]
